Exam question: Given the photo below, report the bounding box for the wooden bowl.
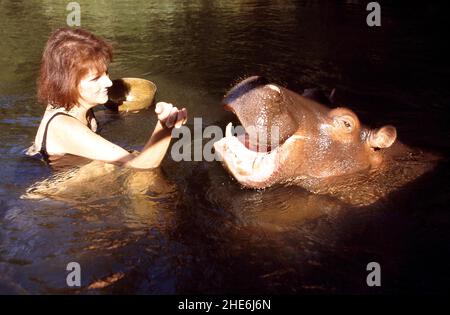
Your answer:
[105,78,157,112]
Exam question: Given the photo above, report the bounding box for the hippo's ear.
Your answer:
[329,107,360,134]
[368,125,397,149]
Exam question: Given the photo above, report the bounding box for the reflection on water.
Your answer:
[1,1,449,294]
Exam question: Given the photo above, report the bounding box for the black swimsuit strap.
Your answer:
[39,112,76,161]
[86,108,95,130]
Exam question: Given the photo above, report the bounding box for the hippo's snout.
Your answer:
[223,76,269,105]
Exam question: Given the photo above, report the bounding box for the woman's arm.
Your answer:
[49,102,187,169]
[126,102,187,168]
[123,120,172,169]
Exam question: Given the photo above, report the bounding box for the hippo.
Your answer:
[213,76,401,190]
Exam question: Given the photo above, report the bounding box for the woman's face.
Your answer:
[78,69,112,108]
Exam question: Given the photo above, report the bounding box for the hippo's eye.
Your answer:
[334,116,355,133]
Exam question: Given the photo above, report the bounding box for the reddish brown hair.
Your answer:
[37,27,113,110]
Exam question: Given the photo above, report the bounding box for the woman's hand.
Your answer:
[155,102,188,129]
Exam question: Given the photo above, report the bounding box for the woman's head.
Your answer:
[37,27,113,110]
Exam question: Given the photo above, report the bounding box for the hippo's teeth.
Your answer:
[226,122,233,138]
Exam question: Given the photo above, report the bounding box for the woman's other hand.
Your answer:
[155,102,188,129]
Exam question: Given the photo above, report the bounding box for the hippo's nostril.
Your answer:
[224,103,235,113]
[266,84,281,93]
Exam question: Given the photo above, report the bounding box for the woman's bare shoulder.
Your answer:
[30,106,62,152]
[48,113,93,144]
[44,111,92,155]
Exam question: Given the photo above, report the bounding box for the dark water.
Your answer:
[0,0,449,294]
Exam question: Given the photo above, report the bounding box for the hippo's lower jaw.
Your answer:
[214,123,280,189]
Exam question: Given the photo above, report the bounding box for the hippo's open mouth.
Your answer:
[214,121,281,188]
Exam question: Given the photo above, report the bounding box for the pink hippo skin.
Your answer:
[214,76,401,190]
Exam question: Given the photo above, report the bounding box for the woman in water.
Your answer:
[27,27,187,170]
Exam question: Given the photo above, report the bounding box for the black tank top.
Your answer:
[40,112,73,162]
[39,110,97,168]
